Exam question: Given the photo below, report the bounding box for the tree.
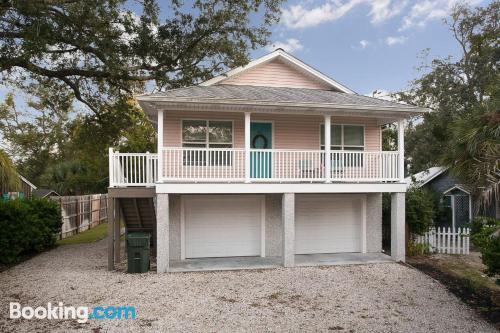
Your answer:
[0,149,20,192]
[0,0,283,113]
[400,2,499,203]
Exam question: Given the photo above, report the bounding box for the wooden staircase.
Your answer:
[118,197,157,253]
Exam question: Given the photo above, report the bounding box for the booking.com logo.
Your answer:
[10,302,136,323]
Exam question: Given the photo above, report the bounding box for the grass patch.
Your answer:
[57,223,108,245]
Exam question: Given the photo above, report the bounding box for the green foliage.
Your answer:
[0,148,20,192]
[407,240,430,257]
[0,0,283,113]
[481,235,500,276]
[0,198,62,264]
[470,216,500,276]
[405,187,438,235]
[400,1,499,196]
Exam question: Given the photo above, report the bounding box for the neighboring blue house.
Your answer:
[406,167,499,229]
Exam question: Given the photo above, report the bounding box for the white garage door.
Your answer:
[184,195,262,258]
[296,194,363,254]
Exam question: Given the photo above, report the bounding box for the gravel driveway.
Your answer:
[0,239,495,333]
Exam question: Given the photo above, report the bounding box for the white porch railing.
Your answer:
[109,149,158,187]
[109,148,401,186]
[415,227,470,254]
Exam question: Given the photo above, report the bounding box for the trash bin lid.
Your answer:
[127,232,151,239]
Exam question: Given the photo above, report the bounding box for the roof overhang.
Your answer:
[137,97,428,125]
[443,185,471,195]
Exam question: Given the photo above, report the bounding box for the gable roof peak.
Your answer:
[200,49,356,94]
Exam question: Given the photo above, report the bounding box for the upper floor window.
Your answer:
[182,120,233,148]
[182,120,233,166]
[320,124,364,150]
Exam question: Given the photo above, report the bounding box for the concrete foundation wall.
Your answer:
[366,193,382,253]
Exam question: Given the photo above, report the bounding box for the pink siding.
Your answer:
[163,111,381,151]
[220,59,330,90]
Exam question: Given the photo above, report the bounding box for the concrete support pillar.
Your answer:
[156,193,170,273]
[107,196,115,271]
[114,200,121,263]
[282,193,295,267]
[391,192,405,262]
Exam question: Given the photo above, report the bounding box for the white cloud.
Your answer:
[281,0,409,29]
[266,38,304,53]
[359,40,371,49]
[385,35,408,45]
[400,0,482,31]
[369,0,408,24]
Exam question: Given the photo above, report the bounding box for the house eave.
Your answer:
[137,97,428,125]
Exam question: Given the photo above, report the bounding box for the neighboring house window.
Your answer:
[182,120,233,166]
[320,124,364,167]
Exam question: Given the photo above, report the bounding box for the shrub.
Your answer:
[0,197,62,264]
[406,187,438,235]
[481,234,500,276]
[407,240,430,256]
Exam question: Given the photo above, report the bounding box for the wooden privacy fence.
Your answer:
[52,194,108,239]
[415,227,470,254]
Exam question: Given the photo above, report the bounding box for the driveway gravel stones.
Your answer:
[0,239,496,332]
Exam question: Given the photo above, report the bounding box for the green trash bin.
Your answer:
[127,232,151,273]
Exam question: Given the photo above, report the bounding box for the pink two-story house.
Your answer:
[107,49,427,273]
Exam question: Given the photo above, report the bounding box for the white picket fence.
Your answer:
[415,227,470,254]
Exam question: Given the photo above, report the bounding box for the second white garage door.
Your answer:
[296,194,363,254]
[184,195,263,258]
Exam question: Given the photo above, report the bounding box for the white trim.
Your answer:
[361,195,367,253]
[324,115,331,183]
[443,185,471,195]
[180,195,186,260]
[397,120,404,182]
[451,195,456,229]
[155,182,407,194]
[418,168,448,187]
[261,196,266,258]
[19,175,37,190]
[157,110,164,181]
[199,49,356,94]
[245,112,251,182]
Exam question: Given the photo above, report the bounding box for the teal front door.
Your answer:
[250,122,272,178]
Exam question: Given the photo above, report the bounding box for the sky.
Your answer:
[246,0,490,96]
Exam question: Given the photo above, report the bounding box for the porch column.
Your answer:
[324,115,331,183]
[391,192,405,262]
[245,112,251,183]
[157,110,164,182]
[282,193,295,267]
[397,119,405,182]
[156,193,170,273]
[107,197,115,271]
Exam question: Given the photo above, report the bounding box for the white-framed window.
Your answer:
[181,120,233,166]
[320,124,365,150]
[320,124,365,167]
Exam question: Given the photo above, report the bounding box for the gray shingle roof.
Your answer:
[145,85,416,109]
